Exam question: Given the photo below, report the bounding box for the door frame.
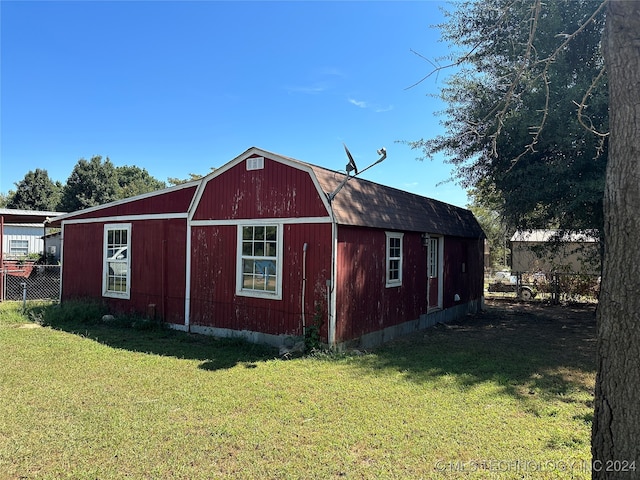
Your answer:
[427,235,444,311]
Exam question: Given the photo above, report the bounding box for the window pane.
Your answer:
[389,259,399,279]
[266,226,277,241]
[243,259,255,273]
[105,227,130,296]
[243,273,254,289]
[239,225,279,295]
[265,276,276,292]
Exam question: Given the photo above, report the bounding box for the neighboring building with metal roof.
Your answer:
[51,147,485,349]
[1,208,64,259]
[510,229,600,274]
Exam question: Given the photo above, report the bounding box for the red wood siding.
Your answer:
[335,227,484,343]
[61,219,188,324]
[335,226,427,342]
[64,186,197,221]
[442,236,484,308]
[189,223,332,338]
[192,156,328,221]
[61,223,104,298]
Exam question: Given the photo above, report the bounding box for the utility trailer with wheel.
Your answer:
[487,272,536,300]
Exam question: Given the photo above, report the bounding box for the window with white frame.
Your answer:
[237,224,282,299]
[103,224,131,299]
[385,232,404,287]
[9,240,29,256]
[429,237,439,277]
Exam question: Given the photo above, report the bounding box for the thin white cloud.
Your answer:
[286,83,329,95]
[348,98,394,113]
[318,67,346,77]
[348,98,368,108]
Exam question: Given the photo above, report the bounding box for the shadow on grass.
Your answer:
[354,299,597,403]
[23,301,278,371]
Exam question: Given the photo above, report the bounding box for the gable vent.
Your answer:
[246,157,265,171]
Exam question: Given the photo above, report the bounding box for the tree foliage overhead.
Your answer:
[56,156,168,212]
[6,168,62,211]
[116,165,166,199]
[409,0,608,232]
[59,156,121,212]
[4,157,172,213]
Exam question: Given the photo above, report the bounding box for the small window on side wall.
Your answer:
[237,224,283,299]
[385,232,404,287]
[103,223,131,299]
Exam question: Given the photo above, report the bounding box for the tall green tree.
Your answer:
[467,182,510,270]
[59,156,120,212]
[6,168,62,211]
[409,0,607,232]
[416,0,640,473]
[116,165,166,199]
[592,1,640,475]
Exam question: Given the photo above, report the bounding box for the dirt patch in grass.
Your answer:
[366,298,597,401]
[444,298,596,364]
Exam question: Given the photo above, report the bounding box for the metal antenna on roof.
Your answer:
[344,143,358,175]
[328,144,387,201]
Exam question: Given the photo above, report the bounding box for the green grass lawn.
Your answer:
[0,300,595,479]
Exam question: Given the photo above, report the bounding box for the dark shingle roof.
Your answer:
[309,165,484,238]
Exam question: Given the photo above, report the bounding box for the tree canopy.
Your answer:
[116,165,166,199]
[415,0,640,471]
[6,168,62,211]
[2,157,169,213]
[59,156,121,212]
[409,0,608,233]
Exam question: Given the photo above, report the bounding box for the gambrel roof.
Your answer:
[48,147,484,240]
[308,163,484,238]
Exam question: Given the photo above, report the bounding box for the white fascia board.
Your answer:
[60,212,188,226]
[187,147,334,223]
[53,181,200,224]
[190,216,331,227]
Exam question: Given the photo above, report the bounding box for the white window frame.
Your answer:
[385,232,404,288]
[9,239,29,256]
[427,235,444,310]
[103,223,131,299]
[236,222,283,300]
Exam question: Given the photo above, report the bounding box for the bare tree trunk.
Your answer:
[592,1,640,478]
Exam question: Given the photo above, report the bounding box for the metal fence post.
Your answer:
[21,282,27,310]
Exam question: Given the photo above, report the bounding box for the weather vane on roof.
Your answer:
[328,144,387,201]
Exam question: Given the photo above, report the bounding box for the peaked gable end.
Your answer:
[191,150,331,221]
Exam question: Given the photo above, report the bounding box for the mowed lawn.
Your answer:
[0,300,596,479]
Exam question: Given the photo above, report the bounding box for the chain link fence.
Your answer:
[2,265,61,302]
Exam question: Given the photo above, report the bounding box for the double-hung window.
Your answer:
[9,240,29,257]
[103,224,131,299]
[237,224,282,299]
[385,232,404,287]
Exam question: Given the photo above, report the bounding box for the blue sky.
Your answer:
[1,1,468,207]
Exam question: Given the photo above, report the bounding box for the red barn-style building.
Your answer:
[51,147,484,348]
